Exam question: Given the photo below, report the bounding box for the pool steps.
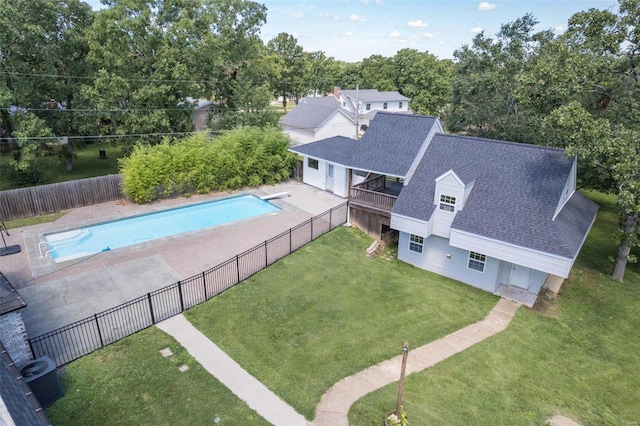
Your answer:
[40,229,92,259]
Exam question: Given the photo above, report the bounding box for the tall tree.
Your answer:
[449,14,553,142]
[359,55,397,92]
[0,0,93,176]
[304,51,340,97]
[267,33,305,109]
[392,48,453,115]
[537,0,640,281]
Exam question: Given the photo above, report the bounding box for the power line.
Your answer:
[1,131,200,143]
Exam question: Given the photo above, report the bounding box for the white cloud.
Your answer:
[349,14,364,21]
[424,32,434,38]
[361,0,369,4]
[346,31,353,36]
[477,2,496,11]
[376,0,382,4]
[291,12,304,19]
[408,19,427,28]
[389,30,401,38]
[470,26,484,33]
[552,25,565,33]
[320,12,330,19]
[334,14,340,20]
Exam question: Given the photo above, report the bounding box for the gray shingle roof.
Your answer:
[342,89,410,103]
[393,134,599,258]
[279,103,352,131]
[289,112,439,177]
[289,136,358,167]
[301,96,341,108]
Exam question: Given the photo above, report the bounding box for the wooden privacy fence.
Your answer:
[0,175,124,221]
[29,202,348,367]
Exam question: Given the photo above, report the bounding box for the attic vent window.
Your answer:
[383,102,388,110]
[439,195,456,212]
[399,101,403,109]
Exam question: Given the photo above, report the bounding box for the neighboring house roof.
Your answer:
[280,103,354,132]
[393,134,599,259]
[341,89,409,103]
[300,95,341,108]
[289,112,439,177]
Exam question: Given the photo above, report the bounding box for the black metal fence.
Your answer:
[29,202,348,367]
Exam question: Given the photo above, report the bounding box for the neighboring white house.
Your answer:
[335,87,411,129]
[279,95,356,145]
[289,112,599,306]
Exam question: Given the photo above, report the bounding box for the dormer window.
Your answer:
[439,195,456,212]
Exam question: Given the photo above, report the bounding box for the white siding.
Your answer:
[360,100,408,113]
[553,157,577,219]
[431,173,464,238]
[315,113,356,141]
[397,233,500,293]
[449,229,573,277]
[390,214,430,237]
[352,170,368,186]
[302,156,327,191]
[283,127,314,145]
[332,165,349,198]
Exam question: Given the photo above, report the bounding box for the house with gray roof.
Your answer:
[289,112,598,306]
[336,87,411,130]
[279,95,356,145]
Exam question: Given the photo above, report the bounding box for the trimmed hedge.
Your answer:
[119,128,297,203]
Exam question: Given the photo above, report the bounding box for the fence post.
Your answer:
[330,207,333,229]
[178,281,185,312]
[95,314,104,347]
[236,255,241,283]
[289,228,292,253]
[265,241,268,267]
[311,218,314,240]
[203,271,208,300]
[147,293,156,324]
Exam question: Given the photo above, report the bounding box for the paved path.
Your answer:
[157,314,308,426]
[311,298,521,426]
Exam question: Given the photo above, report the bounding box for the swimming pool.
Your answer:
[43,195,279,263]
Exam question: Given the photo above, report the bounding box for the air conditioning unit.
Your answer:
[20,356,64,407]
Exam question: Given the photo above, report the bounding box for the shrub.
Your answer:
[120,128,297,203]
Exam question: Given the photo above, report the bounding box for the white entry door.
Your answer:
[509,264,531,289]
[326,164,334,192]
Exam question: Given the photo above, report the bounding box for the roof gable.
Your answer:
[279,103,353,131]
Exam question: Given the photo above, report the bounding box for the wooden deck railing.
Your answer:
[349,187,398,213]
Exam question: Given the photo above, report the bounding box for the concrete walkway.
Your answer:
[157,314,308,426]
[312,298,521,426]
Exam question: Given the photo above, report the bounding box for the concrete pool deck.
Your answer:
[0,180,345,337]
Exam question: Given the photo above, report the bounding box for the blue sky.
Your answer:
[85,0,618,61]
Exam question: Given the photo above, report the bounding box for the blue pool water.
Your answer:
[45,195,279,262]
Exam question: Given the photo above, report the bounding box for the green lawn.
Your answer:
[184,226,497,420]
[349,191,640,425]
[0,142,123,191]
[46,327,269,426]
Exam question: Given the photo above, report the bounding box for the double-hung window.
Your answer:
[468,252,486,272]
[439,195,456,212]
[383,102,388,110]
[409,234,424,254]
